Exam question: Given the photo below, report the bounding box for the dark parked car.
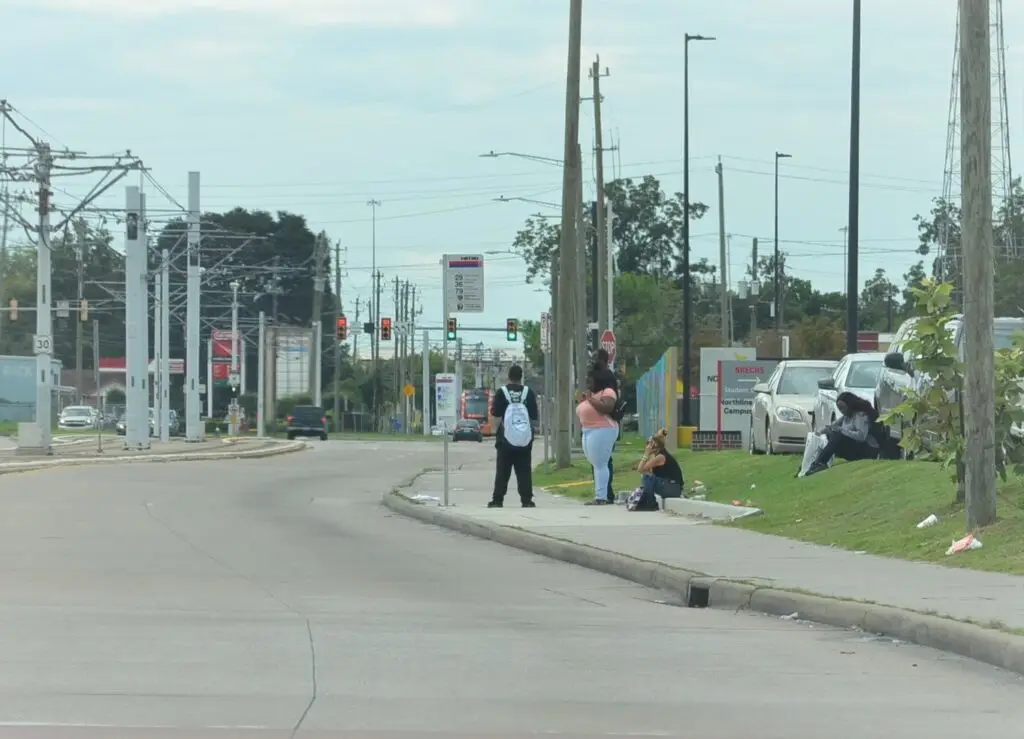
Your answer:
[286,405,328,441]
[452,418,483,442]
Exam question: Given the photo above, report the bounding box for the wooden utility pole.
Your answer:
[554,0,584,467]
[715,158,729,344]
[309,232,327,394]
[333,239,343,433]
[960,0,996,528]
[73,221,86,403]
[590,56,610,334]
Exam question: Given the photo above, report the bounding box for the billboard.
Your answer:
[715,359,779,449]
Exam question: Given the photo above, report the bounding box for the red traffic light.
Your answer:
[335,316,348,340]
[381,317,392,340]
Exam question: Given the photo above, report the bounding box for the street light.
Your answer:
[681,32,715,428]
[493,195,560,209]
[774,151,792,330]
[479,150,564,167]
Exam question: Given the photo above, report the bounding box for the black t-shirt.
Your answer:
[651,450,683,484]
[490,383,539,447]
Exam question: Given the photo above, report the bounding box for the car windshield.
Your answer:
[846,360,882,389]
[778,366,834,395]
[63,407,91,417]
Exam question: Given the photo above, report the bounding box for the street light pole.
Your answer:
[846,0,862,355]
[229,280,240,435]
[682,32,715,427]
[773,151,791,331]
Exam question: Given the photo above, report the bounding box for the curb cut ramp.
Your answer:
[382,489,1024,678]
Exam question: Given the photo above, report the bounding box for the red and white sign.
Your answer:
[599,329,616,366]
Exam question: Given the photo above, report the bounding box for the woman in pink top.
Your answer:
[575,369,619,505]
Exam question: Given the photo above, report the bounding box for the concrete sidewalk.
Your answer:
[385,465,1024,675]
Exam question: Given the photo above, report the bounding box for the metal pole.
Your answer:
[716,158,729,344]
[845,0,862,354]
[333,241,342,433]
[312,321,322,407]
[773,155,780,330]
[185,171,202,441]
[441,255,449,373]
[442,426,450,506]
[606,203,615,332]
[257,311,266,438]
[124,186,148,450]
[207,336,214,420]
[681,38,693,426]
[543,347,552,466]
[160,248,170,442]
[422,329,431,436]
[153,269,162,442]
[34,144,54,453]
[230,281,239,435]
[93,319,102,454]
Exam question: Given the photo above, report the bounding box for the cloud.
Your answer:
[10,0,471,27]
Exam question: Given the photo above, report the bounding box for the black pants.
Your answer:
[492,444,533,504]
[815,430,876,467]
[607,455,615,498]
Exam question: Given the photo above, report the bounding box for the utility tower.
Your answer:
[940,0,1014,293]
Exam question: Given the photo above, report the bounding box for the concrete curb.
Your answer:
[663,497,762,521]
[382,489,1024,677]
[0,440,307,476]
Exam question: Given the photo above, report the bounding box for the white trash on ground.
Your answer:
[945,533,982,555]
[916,513,939,529]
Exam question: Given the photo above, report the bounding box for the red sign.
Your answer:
[599,330,616,366]
[211,329,238,358]
[211,360,231,381]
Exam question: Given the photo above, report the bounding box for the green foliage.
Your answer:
[881,280,963,479]
[105,388,126,405]
[882,278,1024,491]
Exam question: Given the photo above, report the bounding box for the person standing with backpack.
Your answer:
[488,364,540,508]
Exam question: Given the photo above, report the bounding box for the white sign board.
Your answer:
[229,371,241,387]
[33,334,52,355]
[435,372,458,428]
[698,346,756,430]
[443,254,484,313]
[540,312,551,352]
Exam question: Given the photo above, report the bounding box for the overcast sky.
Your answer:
[3,0,1022,350]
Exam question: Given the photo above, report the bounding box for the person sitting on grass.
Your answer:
[804,391,880,476]
[636,428,684,501]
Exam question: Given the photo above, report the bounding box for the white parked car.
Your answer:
[811,352,886,433]
[58,405,99,429]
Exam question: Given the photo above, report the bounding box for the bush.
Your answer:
[883,278,1024,500]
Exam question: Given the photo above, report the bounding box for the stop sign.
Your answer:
[599,329,616,366]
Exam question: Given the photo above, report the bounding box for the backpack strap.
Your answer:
[501,386,513,403]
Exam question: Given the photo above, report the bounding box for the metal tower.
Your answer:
[939,0,1014,288]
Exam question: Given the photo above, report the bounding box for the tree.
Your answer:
[520,318,543,369]
[858,268,900,331]
[510,175,708,282]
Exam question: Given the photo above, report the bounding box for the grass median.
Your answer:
[534,437,1024,575]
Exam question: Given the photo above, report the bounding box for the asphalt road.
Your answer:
[0,439,1018,738]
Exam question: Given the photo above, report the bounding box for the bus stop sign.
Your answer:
[599,330,616,366]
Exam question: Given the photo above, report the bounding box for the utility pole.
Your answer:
[960,0,996,528]
[185,171,202,442]
[393,275,401,412]
[715,158,729,345]
[159,247,170,442]
[73,220,86,404]
[555,0,584,467]
[574,143,588,446]
[333,239,343,433]
[309,232,327,395]
[352,297,361,362]
[845,0,862,353]
[373,269,383,429]
[590,56,610,334]
[367,200,381,368]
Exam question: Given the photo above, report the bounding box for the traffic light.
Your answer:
[8,299,16,321]
[80,300,88,321]
[506,318,518,342]
[446,317,457,341]
[380,317,392,340]
[335,316,348,340]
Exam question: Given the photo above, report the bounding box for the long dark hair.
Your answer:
[837,391,877,422]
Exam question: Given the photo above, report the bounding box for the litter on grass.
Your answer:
[946,533,983,555]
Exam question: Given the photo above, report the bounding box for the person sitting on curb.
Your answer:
[804,392,880,476]
[636,428,684,501]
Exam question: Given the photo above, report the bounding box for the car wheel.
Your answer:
[766,422,775,455]
[319,434,328,441]
[748,419,762,455]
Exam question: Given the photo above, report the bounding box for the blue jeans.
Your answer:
[642,473,682,499]
[582,426,619,501]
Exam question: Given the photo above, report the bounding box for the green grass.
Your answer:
[534,439,1024,575]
